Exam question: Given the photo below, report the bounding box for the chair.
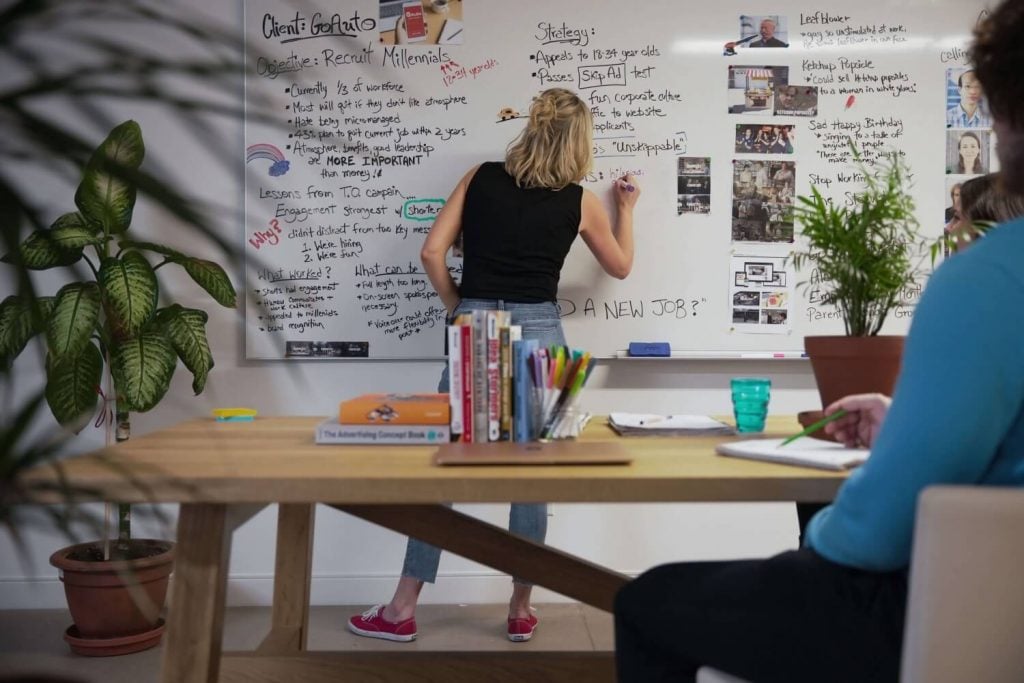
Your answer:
[698,485,1024,683]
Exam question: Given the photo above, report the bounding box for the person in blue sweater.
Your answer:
[614,2,1024,681]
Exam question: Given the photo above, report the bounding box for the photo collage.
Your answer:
[677,157,711,214]
[944,67,994,254]
[729,255,790,333]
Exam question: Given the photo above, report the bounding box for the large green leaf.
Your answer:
[75,121,144,235]
[49,212,104,250]
[110,330,177,412]
[47,283,101,360]
[117,240,188,261]
[46,343,103,430]
[2,229,83,269]
[0,296,57,362]
[182,259,236,308]
[158,305,213,394]
[99,251,158,339]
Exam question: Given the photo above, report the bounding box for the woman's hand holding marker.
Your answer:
[615,174,641,208]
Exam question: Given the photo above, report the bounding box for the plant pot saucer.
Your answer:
[797,410,840,443]
[63,618,165,657]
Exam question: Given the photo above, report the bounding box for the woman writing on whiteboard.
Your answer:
[349,87,640,643]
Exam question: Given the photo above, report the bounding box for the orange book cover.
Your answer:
[339,393,450,425]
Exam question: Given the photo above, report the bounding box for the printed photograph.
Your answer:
[744,262,773,282]
[379,0,464,46]
[945,177,962,224]
[740,15,789,47]
[761,291,788,308]
[732,308,761,324]
[727,65,789,114]
[774,85,818,116]
[946,67,992,129]
[732,160,796,204]
[946,129,990,175]
[734,291,761,306]
[761,309,788,325]
[769,271,787,287]
[677,156,712,215]
[735,272,747,286]
[732,202,794,242]
[735,124,795,154]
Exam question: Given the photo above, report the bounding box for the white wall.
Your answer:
[0,0,820,610]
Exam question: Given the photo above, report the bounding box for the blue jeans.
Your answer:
[401,299,565,585]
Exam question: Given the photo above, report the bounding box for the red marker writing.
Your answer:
[845,94,856,110]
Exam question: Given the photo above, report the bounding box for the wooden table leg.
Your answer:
[159,503,262,683]
[257,503,315,654]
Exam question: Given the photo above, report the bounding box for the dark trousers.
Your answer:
[614,548,908,683]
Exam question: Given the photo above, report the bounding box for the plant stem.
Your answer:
[116,402,131,545]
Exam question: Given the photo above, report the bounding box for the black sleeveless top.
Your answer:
[458,162,582,303]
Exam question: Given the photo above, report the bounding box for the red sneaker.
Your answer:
[348,604,417,642]
[507,613,538,642]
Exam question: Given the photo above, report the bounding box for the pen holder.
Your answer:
[540,405,585,441]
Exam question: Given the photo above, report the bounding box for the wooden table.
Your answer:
[28,415,845,683]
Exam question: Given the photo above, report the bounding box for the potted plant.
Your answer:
[1,120,236,655]
[790,145,926,409]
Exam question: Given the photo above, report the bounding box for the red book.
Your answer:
[460,323,473,442]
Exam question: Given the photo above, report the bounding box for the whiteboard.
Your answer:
[243,0,989,359]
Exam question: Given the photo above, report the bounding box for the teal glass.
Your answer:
[731,377,771,433]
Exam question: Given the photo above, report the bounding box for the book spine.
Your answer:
[499,325,512,441]
[317,425,451,444]
[472,309,489,442]
[486,311,501,441]
[447,325,463,436]
[460,323,473,442]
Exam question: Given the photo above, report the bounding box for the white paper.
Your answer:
[610,413,732,430]
[716,438,869,471]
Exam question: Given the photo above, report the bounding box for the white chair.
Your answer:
[697,485,1024,683]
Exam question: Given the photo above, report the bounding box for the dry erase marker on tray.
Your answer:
[212,407,257,422]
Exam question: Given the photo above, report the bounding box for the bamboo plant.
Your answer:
[0,120,236,551]
[790,146,925,336]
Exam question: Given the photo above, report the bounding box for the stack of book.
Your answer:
[316,393,451,445]
[448,309,594,442]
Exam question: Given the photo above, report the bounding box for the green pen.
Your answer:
[779,409,848,446]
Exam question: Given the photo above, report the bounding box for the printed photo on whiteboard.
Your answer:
[727,65,789,114]
[732,160,795,203]
[946,67,992,129]
[735,124,795,154]
[945,178,962,224]
[742,15,789,47]
[774,85,818,116]
[729,255,792,334]
[380,0,462,45]
[946,130,989,175]
[723,15,789,54]
[677,156,712,215]
[731,160,795,243]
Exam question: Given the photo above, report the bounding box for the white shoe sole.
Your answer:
[507,632,533,642]
[348,621,417,642]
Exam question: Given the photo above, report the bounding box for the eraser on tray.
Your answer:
[628,342,671,357]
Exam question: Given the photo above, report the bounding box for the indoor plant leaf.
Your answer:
[49,212,104,250]
[182,259,237,308]
[74,120,145,235]
[45,342,103,430]
[157,305,213,394]
[99,251,159,339]
[2,229,84,269]
[46,283,102,360]
[117,240,188,261]
[110,330,177,412]
[0,296,56,362]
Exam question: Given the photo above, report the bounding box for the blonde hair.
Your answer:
[504,88,593,189]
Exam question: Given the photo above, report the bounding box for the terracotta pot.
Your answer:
[804,335,905,408]
[49,539,174,651]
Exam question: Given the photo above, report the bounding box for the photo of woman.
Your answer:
[946,130,989,175]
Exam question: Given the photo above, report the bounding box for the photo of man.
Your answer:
[746,16,789,47]
[946,68,992,129]
[774,85,819,116]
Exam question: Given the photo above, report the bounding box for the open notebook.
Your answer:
[716,438,870,471]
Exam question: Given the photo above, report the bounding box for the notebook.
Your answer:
[608,413,735,436]
[716,438,869,471]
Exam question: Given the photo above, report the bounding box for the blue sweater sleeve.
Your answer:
[806,249,1024,571]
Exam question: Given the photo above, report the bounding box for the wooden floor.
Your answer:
[0,603,614,683]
